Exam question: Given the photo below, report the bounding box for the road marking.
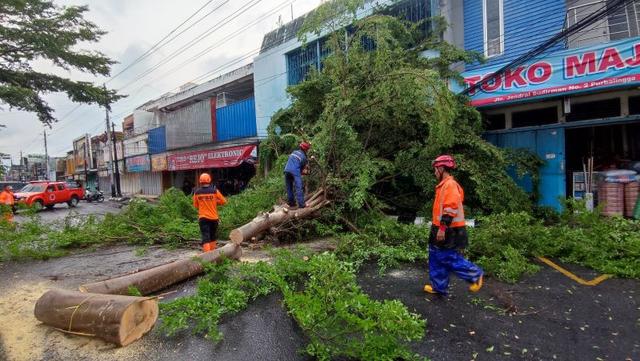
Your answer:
[537,257,612,286]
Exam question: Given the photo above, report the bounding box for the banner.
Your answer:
[125,155,150,173]
[151,154,167,172]
[168,144,257,171]
[454,36,640,107]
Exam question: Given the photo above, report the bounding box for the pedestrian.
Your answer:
[424,155,483,295]
[182,179,193,196]
[0,185,15,223]
[284,141,311,209]
[193,173,226,252]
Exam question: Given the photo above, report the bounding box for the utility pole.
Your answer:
[83,135,89,188]
[43,130,49,180]
[112,122,122,197]
[104,84,116,197]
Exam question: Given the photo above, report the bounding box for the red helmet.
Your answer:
[199,173,212,184]
[432,155,456,169]
[300,141,311,152]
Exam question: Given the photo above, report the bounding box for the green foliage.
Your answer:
[217,157,287,238]
[0,188,201,261]
[336,217,427,273]
[160,249,426,360]
[263,0,536,220]
[468,207,640,282]
[127,286,142,297]
[280,252,426,361]
[0,0,122,125]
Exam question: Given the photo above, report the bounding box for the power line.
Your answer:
[106,0,228,84]
[116,0,265,92]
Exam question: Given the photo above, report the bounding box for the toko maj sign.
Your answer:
[455,36,640,107]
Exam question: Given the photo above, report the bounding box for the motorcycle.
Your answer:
[85,189,105,203]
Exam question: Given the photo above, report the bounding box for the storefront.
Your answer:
[124,154,162,196]
[167,143,257,196]
[457,37,640,210]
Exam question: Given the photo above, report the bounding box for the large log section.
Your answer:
[34,289,158,346]
[79,242,242,296]
[229,189,330,244]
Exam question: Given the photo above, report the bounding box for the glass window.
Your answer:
[57,184,64,191]
[566,98,621,122]
[484,0,504,57]
[46,185,55,192]
[512,107,558,128]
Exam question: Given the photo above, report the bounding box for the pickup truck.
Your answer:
[14,181,84,210]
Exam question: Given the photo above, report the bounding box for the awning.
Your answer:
[167,144,257,171]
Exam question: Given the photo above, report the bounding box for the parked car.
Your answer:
[14,181,84,210]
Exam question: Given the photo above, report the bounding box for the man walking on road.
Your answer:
[193,173,226,252]
[0,185,15,223]
[424,155,483,295]
[284,141,311,209]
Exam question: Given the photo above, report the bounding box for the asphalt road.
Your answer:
[1,211,638,361]
[14,200,122,224]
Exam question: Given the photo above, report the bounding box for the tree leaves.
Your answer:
[0,0,122,124]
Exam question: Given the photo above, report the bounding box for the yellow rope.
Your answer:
[537,257,612,286]
[66,295,97,332]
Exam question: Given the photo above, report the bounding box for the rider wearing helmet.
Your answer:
[284,141,311,209]
[193,173,227,252]
[424,155,484,295]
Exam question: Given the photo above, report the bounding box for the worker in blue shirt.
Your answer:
[284,142,311,209]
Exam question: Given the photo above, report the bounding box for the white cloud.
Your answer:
[0,0,322,162]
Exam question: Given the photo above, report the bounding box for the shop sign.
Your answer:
[126,155,150,173]
[455,36,640,107]
[151,154,167,172]
[167,145,256,171]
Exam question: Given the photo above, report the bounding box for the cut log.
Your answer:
[229,189,330,244]
[79,242,242,296]
[34,289,158,346]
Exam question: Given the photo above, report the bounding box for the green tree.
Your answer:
[0,0,120,125]
[264,0,538,218]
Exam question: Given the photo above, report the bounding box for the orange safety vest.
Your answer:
[193,186,226,221]
[0,190,14,206]
[432,175,465,228]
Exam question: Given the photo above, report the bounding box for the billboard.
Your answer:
[167,144,256,171]
[454,36,640,107]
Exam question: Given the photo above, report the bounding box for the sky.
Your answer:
[0,0,323,163]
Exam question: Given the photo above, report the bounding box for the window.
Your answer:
[566,98,621,122]
[483,0,504,57]
[47,185,55,193]
[512,107,558,128]
[483,113,506,130]
[56,185,64,191]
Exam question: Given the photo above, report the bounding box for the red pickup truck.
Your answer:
[14,181,84,210]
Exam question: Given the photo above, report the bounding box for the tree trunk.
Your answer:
[79,243,242,296]
[229,189,330,244]
[34,289,158,346]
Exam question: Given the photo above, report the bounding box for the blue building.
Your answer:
[455,0,640,210]
[253,0,438,137]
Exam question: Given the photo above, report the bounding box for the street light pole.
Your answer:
[112,123,122,197]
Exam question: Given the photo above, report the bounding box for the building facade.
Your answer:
[454,0,640,210]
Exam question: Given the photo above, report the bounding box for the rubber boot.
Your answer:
[469,274,484,292]
[209,240,217,251]
[423,284,441,294]
[202,242,211,252]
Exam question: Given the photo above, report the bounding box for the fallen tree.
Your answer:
[34,289,158,346]
[79,243,242,295]
[229,189,330,244]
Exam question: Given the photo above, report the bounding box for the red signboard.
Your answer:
[167,145,256,171]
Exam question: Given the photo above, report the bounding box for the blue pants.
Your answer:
[285,172,305,207]
[429,245,483,294]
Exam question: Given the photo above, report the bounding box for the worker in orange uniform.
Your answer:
[0,185,15,223]
[193,173,227,252]
[424,155,483,295]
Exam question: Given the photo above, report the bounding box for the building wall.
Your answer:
[123,133,148,158]
[463,0,566,71]
[253,0,400,136]
[164,99,213,149]
[216,97,258,141]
